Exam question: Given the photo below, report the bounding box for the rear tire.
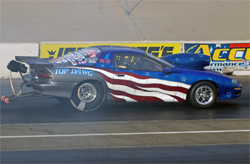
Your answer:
[70,81,105,112]
[189,81,217,109]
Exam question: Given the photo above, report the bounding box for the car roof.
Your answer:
[95,45,146,55]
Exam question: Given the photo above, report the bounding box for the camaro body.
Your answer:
[16,46,242,103]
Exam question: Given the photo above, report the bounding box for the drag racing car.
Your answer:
[2,46,242,111]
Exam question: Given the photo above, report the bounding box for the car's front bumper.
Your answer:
[219,81,242,100]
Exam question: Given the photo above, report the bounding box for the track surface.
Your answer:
[1,76,249,163]
[1,76,249,125]
[2,144,249,163]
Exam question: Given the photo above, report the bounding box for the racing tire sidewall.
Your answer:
[189,81,217,109]
[71,81,105,112]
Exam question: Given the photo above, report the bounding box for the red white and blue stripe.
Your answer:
[81,67,191,103]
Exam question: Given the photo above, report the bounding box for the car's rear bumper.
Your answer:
[31,82,77,98]
[23,74,77,98]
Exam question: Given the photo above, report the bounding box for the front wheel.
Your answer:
[189,81,217,108]
[70,81,105,112]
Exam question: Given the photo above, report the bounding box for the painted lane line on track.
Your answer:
[1,129,249,139]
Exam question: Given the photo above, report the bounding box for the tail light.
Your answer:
[37,72,51,78]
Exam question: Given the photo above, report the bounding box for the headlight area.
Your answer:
[233,81,242,97]
[231,79,238,85]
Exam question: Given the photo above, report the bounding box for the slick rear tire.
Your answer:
[70,81,105,112]
[189,81,217,109]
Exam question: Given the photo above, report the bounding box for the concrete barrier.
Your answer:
[0,43,39,79]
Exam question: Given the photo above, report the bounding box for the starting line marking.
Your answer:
[1,129,249,139]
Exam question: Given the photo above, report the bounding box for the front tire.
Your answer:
[70,81,105,112]
[189,81,217,108]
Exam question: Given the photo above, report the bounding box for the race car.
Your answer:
[2,46,242,111]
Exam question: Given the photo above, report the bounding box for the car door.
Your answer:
[111,53,179,102]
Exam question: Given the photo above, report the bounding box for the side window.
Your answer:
[113,53,163,71]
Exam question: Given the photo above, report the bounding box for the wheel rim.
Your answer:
[195,85,213,105]
[77,83,97,103]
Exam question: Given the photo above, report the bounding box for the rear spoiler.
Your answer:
[15,56,39,62]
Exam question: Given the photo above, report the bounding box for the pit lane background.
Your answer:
[0,41,249,78]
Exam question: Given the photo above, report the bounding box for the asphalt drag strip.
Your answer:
[1,144,249,163]
[1,119,249,151]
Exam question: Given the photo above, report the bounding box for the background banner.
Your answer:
[39,43,181,59]
[184,43,250,71]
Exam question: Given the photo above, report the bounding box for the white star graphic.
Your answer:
[145,72,150,76]
[208,77,212,81]
[199,54,204,58]
[101,64,105,67]
[181,76,187,82]
[190,57,194,61]
[226,91,232,98]
[175,58,179,62]
[216,44,221,47]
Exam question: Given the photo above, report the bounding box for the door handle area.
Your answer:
[116,74,125,77]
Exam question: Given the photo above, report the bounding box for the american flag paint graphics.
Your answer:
[76,67,191,102]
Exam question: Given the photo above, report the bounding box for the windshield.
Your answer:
[48,47,102,66]
[145,52,174,68]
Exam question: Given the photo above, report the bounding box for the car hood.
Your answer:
[161,53,210,70]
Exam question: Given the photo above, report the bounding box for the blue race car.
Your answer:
[3,46,242,111]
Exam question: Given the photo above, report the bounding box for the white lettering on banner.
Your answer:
[208,62,249,67]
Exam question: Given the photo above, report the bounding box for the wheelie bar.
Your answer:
[1,96,10,103]
[1,92,52,104]
[2,68,52,104]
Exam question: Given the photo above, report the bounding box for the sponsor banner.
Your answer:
[39,43,181,59]
[184,43,250,71]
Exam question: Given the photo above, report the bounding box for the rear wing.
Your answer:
[9,56,53,72]
[15,56,39,62]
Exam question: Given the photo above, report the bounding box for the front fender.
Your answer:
[172,68,241,100]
